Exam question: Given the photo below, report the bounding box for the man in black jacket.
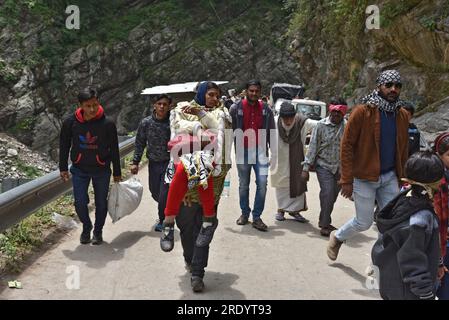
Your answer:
[59,88,121,245]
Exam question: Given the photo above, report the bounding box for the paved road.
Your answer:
[0,164,380,300]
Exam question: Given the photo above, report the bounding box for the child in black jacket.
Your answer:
[372,151,444,300]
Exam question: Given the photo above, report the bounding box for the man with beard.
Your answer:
[327,70,409,261]
[271,102,309,224]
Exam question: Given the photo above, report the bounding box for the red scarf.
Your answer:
[433,177,449,258]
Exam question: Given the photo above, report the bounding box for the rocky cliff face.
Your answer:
[414,96,449,142]
[286,0,449,137]
[0,0,448,159]
[0,132,57,185]
[0,0,301,160]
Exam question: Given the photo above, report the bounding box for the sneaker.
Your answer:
[154,221,163,232]
[160,226,175,252]
[196,220,218,247]
[275,212,285,221]
[236,215,249,225]
[80,226,92,244]
[252,218,268,231]
[327,230,343,261]
[191,276,204,293]
[288,212,309,223]
[91,231,103,245]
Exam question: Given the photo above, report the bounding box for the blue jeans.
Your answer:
[236,147,269,220]
[336,170,399,241]
[70,166,111,232]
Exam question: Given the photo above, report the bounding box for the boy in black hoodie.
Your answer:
[59,88,122,245]
[372,151,443,300]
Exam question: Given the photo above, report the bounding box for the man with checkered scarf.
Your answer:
[327,70,410,261]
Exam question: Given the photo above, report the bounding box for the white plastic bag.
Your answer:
[51,212,78,229]
[108,176,143,223]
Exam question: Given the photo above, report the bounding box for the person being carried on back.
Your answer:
[160,81,231,253]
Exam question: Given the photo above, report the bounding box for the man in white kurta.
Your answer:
[270,102,312,222]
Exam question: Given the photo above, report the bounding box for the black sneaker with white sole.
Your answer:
[160,226,175,252]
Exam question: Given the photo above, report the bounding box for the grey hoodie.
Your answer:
[132,112,170,164]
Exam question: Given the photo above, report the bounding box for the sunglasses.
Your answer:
[384,82,402,89]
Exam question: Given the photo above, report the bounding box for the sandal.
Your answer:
[275,211,285,221]
[288,212,309,223]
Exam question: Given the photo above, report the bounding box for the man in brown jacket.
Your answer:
[327,70,409,261]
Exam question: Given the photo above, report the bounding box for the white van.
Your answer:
[291,99,327,120]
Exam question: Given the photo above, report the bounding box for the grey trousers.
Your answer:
[315,165,341,228]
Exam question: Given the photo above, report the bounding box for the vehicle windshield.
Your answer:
[295,104,322,120]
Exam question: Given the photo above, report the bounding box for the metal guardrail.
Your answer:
[0,137,136,233]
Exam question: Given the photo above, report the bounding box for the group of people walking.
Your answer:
[59,70,449,299]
